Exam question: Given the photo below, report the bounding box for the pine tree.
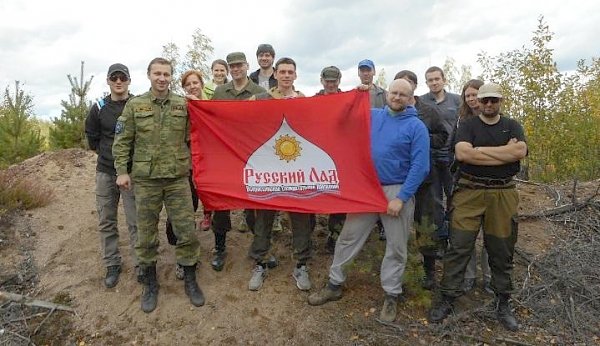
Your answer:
[0,81,44,167]
[49,61,93,149]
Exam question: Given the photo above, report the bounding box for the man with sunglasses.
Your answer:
[428,82,527,331]
[85,63,138,288]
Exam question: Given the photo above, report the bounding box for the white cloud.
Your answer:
[1,0,598,119]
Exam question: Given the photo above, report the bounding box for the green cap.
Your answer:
[321,66,341,81]
[226,52,247,65]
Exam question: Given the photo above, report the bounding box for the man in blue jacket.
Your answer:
[308,79,430,323]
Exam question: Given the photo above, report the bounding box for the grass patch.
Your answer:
[0,170,53,212]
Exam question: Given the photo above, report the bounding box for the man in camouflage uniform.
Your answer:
[113,57,204,313]
[428,83,527,331]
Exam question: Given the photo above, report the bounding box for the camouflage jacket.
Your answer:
[112,90,190,179]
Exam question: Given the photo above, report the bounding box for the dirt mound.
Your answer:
[1,148,599,345]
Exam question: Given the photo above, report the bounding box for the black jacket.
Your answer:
[414,96,449,183]
[415,96,449,151]
[85,94,132,175]
[249,69,277,89]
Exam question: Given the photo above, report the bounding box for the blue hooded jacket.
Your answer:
[370,105,430,202]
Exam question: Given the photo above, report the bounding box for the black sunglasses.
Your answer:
[109,74,129,82]
[479,97,500,104]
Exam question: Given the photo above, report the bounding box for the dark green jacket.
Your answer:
[212,77,266,100]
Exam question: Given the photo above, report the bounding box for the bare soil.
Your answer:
[1,148,598,345]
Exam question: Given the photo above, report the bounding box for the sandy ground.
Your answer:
[4,148,589,345]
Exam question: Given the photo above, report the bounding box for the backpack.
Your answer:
[96,98,106,111]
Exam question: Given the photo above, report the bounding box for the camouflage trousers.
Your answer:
[95,171,138,267]
[440,178,519,297]
[134,177,199,267]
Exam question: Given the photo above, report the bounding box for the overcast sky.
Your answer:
[1,0,598,120]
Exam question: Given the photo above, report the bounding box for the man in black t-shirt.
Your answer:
[428,83,527,331]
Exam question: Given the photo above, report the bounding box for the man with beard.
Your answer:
[428,82,527,331]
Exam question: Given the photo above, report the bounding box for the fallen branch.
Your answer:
[3,329,33,345]
[515,178,561,205]
[0,290,74,312]
[375,318,404,332]
[7,311,47,323]
[495,336,534,346]
[518,201,600,220]
[33,307,56,335]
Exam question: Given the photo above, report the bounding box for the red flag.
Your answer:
[188,90,387,213]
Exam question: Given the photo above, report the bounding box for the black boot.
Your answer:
[211,232,227,272]
[497,294,519,331]
[211,250,226,271]
[428,295,454,323]
[104,265,121,288]
[141,265,159,313]
[436,238,448,259]
[183,264,205,307]
[422,255,436,290]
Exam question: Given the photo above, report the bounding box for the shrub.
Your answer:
[0,170,53,212]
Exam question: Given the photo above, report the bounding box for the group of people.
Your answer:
[84,43,527,331]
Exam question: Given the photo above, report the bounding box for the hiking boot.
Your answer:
[293,265,312,291]
[200,211,212,231]
[135,265,144,284]
[428,295,454,323]
[380,294,398,322]
[183,265,205,307]
[422,272,436,290]
[141,265,159,313]
[272,214,283,233]
[211,250,226,272]
[482,279,494,294]
[175,263,184,280]
[462,278,476,293]
[325,236,336,254]
[308,283,343,306]
[249,265,267,291]
[104,265,121,288]
[497,294,519,331]
[266,254,278,269]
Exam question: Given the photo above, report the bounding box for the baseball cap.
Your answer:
[321,66,342,81]
[256,44,275,57]
[226,52,248,65]
[358,59,375,70]
[478,82,503,99]
[107,63,130,78]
